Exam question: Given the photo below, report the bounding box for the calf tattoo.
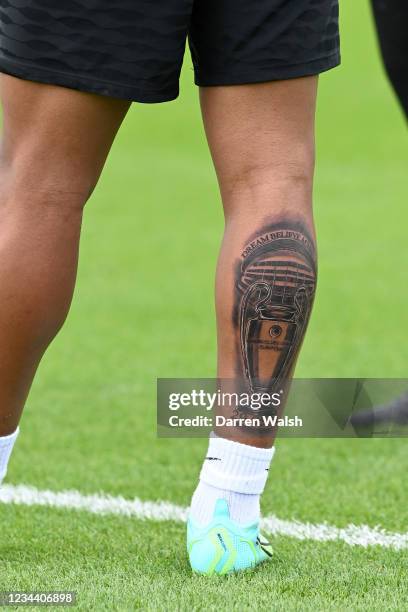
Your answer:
[235,221,316,398]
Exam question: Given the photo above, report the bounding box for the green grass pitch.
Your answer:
[1,2,407,610]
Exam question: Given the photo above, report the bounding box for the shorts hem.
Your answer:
[194,52,341,87]
[0,56,179,103]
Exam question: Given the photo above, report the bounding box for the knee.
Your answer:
[0,145,99,214]
[236,141,315,189]
[222,144,315,213]
[239,153,314,190]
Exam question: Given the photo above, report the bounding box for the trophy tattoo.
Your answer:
[235,222,316,395]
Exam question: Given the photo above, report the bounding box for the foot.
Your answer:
[187,498,272,575]
[350,392,408,429]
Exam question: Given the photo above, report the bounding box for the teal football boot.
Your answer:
[187,499,273,575]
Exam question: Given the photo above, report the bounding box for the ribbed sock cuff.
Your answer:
[0,427,19,483]
[199,434,275,494]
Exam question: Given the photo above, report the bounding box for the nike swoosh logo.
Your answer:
[257,537,273,557]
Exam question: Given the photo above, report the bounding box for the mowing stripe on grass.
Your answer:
[1,484,407,551]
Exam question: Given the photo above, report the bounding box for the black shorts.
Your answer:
[0,0,340,103]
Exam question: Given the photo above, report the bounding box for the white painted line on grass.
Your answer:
[1,484,407,551]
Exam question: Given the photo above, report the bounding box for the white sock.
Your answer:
[0,428,19,485]
[190,434,275,526]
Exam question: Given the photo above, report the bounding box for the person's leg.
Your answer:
[188,77,317,567]
[0,75,129,480]
[371,0,408,120]
[206,77,317,439]
[208,76,317,440]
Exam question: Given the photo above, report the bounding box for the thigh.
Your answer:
[0,75,130,196]
[200,78,318,209]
